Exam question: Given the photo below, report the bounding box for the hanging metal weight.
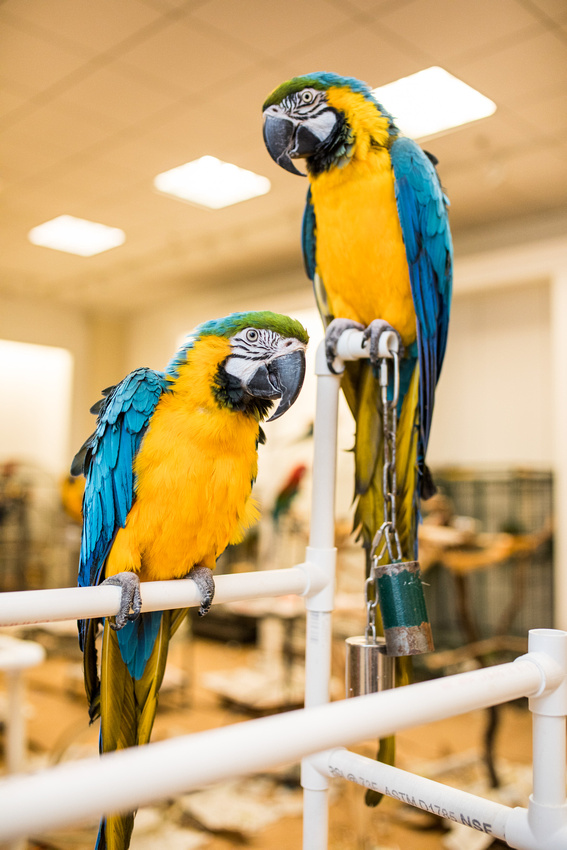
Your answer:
[372,558,434,656]
[345,636,394,698]
[345,571,395,698]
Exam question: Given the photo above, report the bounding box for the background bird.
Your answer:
[72,310,308,849]
[263,72,452,802]
[271,462,307,527]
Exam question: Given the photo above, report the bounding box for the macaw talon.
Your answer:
[363,319,404,365]
[325,318,365,373]
[187,565,215,617]
[102,572,142,630]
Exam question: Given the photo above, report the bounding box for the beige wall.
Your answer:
[0,293,127,474]
[0,233,564,483]
[428,280,552,467]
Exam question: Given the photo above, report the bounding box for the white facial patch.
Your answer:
[306,109,337,141]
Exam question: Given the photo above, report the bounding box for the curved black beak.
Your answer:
[263,114,305,177]
[247,349,306,421]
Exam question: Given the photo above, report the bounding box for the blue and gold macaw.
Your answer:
[263,73,452,804]
[262,71,452,580]
[72,311,308,849]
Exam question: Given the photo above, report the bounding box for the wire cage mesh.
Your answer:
[423,467,553,649]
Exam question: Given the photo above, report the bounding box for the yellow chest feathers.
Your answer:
[309,96,416,345]
[106,337,260,582]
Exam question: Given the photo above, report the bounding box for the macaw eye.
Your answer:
[246,329,259,342]
[301,90,314,104]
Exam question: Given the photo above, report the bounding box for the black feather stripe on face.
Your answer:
[212,364,272,418]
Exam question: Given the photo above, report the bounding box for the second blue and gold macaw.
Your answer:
[72,311,308,849]
[263,71,452,574]
[263,73,452,805]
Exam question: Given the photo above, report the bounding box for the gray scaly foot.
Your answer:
[187,566,215,617]
[363,318,403,366]
[102,572,142,630]
[325,318,365,373]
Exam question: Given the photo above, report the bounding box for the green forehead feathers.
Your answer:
[262,72,376,110]
[167,311,309,377]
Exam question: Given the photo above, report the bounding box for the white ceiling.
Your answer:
[1,0,567,315]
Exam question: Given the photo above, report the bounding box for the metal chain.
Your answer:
[365,348,403,641]
[364,572,377,641]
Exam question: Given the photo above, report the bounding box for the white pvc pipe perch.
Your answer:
[301,338,341,850]
[0,636,564,846]
[301,329,399,849]
[0,636,45,774]
[0,565,328,628]
[0,636,45,850]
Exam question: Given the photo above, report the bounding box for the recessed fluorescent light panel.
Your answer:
[28,215,125,257]
[154,156,271,209]
[372,67,496,139]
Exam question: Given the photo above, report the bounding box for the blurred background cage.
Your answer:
[0,459,81,594]
[423,467,553,652]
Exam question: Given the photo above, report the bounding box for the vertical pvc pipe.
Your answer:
[302,340,342,850]
[528,630,567,808]
[505,629,567,849]
[308,340,342,551]
[550,273,567,631]
[532,715,566,807]
[6,672,29,849]
[6,670,25,775]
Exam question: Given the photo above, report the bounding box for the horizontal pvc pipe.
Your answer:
[0,565,326,628]
[0,654,550,842]
[0,636,46,670]
[316,748,510,841]
[334,327,399,362]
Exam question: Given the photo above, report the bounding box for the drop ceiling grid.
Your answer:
[0,0,566,312]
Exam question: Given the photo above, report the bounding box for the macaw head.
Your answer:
[169,311,309,422]
[262,72,398,177]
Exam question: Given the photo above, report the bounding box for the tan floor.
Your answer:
[1,628,533,850]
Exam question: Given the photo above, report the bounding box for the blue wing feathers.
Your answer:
[301,187,317,282]
[115,612,163,680]
[76,369,166,591]
[391,137,452,455]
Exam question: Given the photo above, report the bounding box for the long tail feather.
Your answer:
[95,608,188,849]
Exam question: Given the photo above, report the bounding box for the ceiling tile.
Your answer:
[458,30,567,104]
[0,85,27,119]
[379,0,539,62]
[139,0,190,7]
[0,0,566,313]
[424,109,530,175]
[281,23,429,89]
[100,132,193,181]
[525,0,567,24]
[0,19,87,96]
[55,63,185,131]
[0,131,68,183]
[191,0,352,56]
[0,0,162,55]
[507,88,567,141]
[346,0,415,11]
[502,144,567,203]
[120,18,256,96]
[0,103,119,180]
[448,178,531,231]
